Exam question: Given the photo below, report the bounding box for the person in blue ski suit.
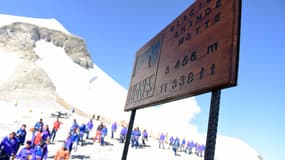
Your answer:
[0,132,18,160]
[100,125,108,146]
[85,119,93,139]
[16,140,36,160]
[131,127,141,149]
[110,122,117,139]
[120,126,127,143]
[16,124,27,146]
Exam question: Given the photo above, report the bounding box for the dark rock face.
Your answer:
[0,22,93,69]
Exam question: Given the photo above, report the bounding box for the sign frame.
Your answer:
[125,0,241,111]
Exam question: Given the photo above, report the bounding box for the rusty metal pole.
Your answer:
[204,89,221,160]
[122,109,136,160]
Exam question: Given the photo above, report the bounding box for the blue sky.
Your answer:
[1,0,285,160]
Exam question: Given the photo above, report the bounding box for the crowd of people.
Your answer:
[119,126,205,157]
[0,116,71,160]
[0,112,205,159]
[0,115,121,160]
[157,132,205,157]
[0,118,50,160]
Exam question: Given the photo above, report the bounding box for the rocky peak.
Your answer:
[0,22,93,69]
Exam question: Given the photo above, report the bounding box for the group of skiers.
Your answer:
[158,132,206,157]
[0,114,204,159]
[0,117,70,160]
[0,118,52,160]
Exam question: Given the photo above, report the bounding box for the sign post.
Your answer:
[123,0,241,159]
[204,89,221,160]
[121,110,136,160]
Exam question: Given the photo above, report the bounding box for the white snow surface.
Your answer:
[34,40,128,121]
[0,14,262,160]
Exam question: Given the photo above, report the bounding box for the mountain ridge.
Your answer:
[0,21,93,69]
[0,14,128,121]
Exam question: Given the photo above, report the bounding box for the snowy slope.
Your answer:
[215,136,261,160]
[34,40,128,120]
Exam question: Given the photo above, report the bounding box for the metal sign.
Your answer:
[125,0,241,111]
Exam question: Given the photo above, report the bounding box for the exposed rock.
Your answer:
[0,20,95,112]
[0,22,93,69]
[0,58,56,103]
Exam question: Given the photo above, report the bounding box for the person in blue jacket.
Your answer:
[78,123,86,146]
[131,127,141,149]
[196,143,205,157]
[85,119,93,140]
[180,138,186,152]
[70,119,79,133]
[142,129,148,146]
[33,143,43,160]
[65,131,79,153]
[168,136,174,149]
[64,133,73,153]
[15,124,27,153]
[71,130,79,149]
[16,140,35,160]
[172,137,180,156]
[42,125,51,143]
[100,125,108,146]
[159,133,165,149]
[16,124,27,146]
[34,118,44,132]
[119,126,127,143]
[110,122,117,139]
[39,139,49,160]
[0,132,18,160]
[185,140,195,154]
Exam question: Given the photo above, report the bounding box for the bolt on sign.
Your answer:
[125,0,241,111]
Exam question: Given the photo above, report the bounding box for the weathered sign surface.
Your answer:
[125,0,241,111]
